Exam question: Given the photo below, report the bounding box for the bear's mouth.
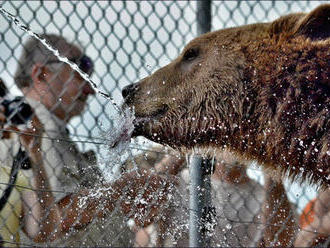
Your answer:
[132,104,169,136]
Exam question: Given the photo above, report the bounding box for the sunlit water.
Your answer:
[99,108,136,181]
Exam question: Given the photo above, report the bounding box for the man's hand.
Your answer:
[19,116,44,163]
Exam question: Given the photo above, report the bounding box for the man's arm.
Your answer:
[259,175,297,247]
[20,117,62,242]
[58,169,176,232]
[21,132,176,243]
[20,116,176,243]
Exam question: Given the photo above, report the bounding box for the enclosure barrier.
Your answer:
[189,1,212,247]
[0,1,329,247]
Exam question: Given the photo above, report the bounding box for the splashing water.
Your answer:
[100,108,136,180]
[107,108,135,149]
[0,5,139,178]
[0,6,122,114]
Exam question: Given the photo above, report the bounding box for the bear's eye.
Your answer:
[183,48,199,62]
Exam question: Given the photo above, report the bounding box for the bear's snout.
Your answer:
[122,83,139,101]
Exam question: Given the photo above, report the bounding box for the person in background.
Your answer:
[0,34,135,246]
[0,108,58,247]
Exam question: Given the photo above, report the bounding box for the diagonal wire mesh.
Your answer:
[0,0,329,247]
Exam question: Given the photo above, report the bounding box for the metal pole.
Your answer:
[189,155,205,247]
[202,158,214,246]
[197,0,212,35]
[189,1,212,247]
[189,155,214,247]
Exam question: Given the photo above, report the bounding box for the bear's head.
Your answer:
[122,4,330,185]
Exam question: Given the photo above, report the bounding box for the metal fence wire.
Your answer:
[0,0,329,247]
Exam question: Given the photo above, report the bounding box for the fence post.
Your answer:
[189,155,206,247]
[189,155,214,247]
[189,1,212,247]
[197,0,211,35]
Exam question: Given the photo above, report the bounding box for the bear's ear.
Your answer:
[294,4,330,40]
[269,13,304,37]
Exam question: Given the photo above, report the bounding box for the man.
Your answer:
[12,34,101,190]
[0,34,135,246]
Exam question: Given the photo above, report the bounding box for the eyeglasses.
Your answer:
[45,55,94,75]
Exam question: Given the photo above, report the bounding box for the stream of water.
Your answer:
[0,5,123,115]
[0,5,138,179]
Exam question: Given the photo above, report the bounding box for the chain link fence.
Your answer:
[0,1,329,247]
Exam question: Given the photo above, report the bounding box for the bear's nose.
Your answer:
[122,83,139,99]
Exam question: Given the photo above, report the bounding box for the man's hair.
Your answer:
[14,34,78,89]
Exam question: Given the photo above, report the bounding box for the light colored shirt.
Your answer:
[0,98,98,195]
[0,167,30,247]
[26,98,101,196]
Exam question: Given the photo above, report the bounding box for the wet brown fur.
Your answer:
[122,5,330,187]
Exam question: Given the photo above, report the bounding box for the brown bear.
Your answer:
[122,5,330,187]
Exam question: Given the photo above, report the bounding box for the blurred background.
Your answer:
[0,1,328,247]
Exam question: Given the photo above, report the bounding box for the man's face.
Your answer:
[40,47,95,120]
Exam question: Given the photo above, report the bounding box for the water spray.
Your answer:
[0,5,138,156]
[0,5,123,115]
